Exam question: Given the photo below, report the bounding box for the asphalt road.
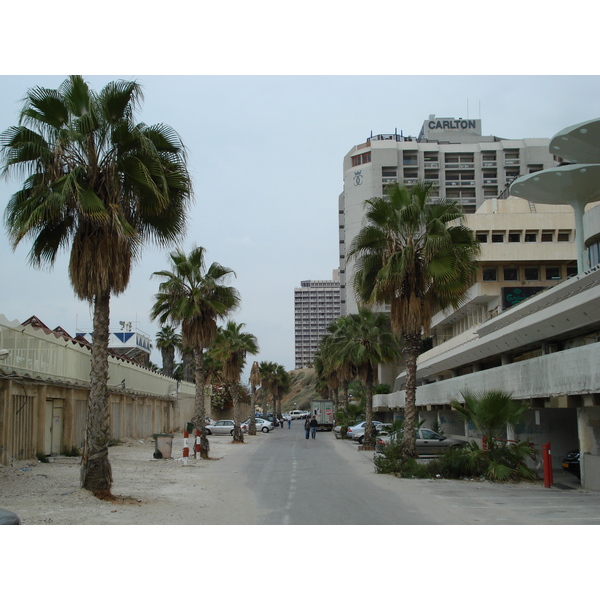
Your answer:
[236,421,600,525]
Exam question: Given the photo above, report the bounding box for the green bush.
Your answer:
[63,445,81,457]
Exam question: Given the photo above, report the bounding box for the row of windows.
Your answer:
[481,265,577,282]
[351,152,371,167]
[476,230,571,243]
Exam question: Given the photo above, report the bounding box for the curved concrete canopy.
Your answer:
[550,118,600,164]
[510,163,600,206]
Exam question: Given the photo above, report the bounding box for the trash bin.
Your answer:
[152,433,174,459]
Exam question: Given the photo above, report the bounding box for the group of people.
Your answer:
[304,415,319,439]
[273,413,319,438]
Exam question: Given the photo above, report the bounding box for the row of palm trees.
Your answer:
[314,309,403,446]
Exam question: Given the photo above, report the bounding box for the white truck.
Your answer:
[310,400,334,431]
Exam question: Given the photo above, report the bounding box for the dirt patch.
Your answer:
[0,433,268,525]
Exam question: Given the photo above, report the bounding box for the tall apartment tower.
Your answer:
[338,115,558,315]
[294,271,341,369]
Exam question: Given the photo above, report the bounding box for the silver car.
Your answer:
[205,420,248,436]
[376,428,468,455]
[347,421,391,444]
[243,417,274,433]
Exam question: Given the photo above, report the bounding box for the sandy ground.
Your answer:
[0,432,269,525]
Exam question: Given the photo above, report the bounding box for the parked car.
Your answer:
[376,429,468,455]
[205,420,248,436]
[347,421,391,444]
[0,508,21,525]
[243,417,275,433]
[561,450,581,479]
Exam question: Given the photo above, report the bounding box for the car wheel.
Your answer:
[230,429,235,436]
[205,429,212,435]
[358,436,364,444]
[262,427,269,433]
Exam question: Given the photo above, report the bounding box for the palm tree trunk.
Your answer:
[400,335,420,458]
[364,367,374,446]
[81,292,114,499]
[192,347,210,458]
[342,380,349,410]
[231,384,244,442]
[249,385,257,435]
[162,346,175,378]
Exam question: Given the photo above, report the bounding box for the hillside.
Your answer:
[281,368,324,411]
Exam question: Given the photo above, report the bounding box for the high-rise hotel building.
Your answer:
[294,271,341,369]
[338,115,559,315]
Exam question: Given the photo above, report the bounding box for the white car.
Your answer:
[205,420,248,436]
[243,417,274,433]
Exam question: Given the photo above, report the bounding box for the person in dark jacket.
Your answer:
[304,416,311,439]
[310,416,318,439]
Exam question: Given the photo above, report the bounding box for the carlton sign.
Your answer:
[428,119,478,131]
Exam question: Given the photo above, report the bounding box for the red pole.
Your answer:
[542,442,553,487]
[183,429,189,465]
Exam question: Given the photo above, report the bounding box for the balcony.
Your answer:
[424,162,439,169]
[446,180,476,186]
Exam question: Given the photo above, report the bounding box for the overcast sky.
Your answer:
[1,74,600,375]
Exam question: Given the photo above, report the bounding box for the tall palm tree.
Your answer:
[1,76,192,497]
[210,321,259,442]
[151,246,240,457]
[348,182,480,456]
[248,361,261,435]
[328,309,403,446]
[156,325,181,378]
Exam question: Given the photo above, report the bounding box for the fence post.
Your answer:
[183,429,189,466]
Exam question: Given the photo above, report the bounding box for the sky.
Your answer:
[2,74,600,379]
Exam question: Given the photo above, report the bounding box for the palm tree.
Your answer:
[210,321,259,442]
[1,76,192,498]
[273,364,291,419]
[328,309,402,446]
[348,182,480,456]
[248,361,262,435]
[258,361,278,417]
[150,246,240,458]
[450,390,529,451]
[156,325,181,378]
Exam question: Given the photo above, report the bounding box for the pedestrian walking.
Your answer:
[287,415,292,429]
[304,416,310,439]
[310,415,318,439]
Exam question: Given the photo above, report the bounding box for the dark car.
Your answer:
[0,508,21,525]
[561,450,581,479]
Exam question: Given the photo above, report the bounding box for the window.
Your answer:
[524,267,540,281]
[482,267,497,281]
[566,265,578,277]
[525,231,537,242]
[476,232,488,243]
[503,267,519,281]
[541,230,554,242]
[558,231,570,242]
[508,231,521,243]
[545,266,561,280]
[492,232,504,243]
